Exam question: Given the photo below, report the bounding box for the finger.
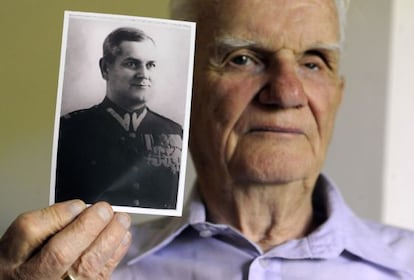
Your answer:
[100,231,132,279]
[70,212,131,279]
[0,200,86,264]
[18,202,114,280]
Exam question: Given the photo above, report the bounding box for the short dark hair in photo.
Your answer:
[102,27,156,64]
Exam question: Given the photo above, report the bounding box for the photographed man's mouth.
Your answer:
[131,80,151,88]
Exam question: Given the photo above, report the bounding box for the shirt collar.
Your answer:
[125,174,412,275]
[101,97,146,115]
[292,175,410,275]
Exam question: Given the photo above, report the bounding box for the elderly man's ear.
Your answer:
[99,58,110,81]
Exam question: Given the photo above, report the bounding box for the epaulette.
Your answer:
[61,104,100,120]
[146,108,183,129]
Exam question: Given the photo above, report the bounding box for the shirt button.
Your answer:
[199,230,213,238]
[259,258,269,268]
[133,182,140,190]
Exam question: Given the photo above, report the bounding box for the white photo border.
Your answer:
[50,10,196,216]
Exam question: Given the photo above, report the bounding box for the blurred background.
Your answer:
[1,0,413,235]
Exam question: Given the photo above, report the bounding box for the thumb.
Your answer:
[0,200,86,264]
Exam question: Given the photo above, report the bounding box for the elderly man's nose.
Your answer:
[258,65,307,108]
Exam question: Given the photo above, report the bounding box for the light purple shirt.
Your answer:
[113,175,414,279]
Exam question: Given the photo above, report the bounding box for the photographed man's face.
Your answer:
[190,0,344,187]
[104,40,157,109]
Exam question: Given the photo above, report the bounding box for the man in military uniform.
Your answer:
[55,27,182,209]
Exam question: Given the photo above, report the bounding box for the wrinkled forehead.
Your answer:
[196,0,340,50]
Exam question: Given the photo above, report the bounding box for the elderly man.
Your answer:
[0,0,413,279]
[55,27,182,209]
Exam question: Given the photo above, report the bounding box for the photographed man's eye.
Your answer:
[125,61,138,69]
[147,62,156,69]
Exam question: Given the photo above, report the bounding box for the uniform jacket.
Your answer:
[55,98,182,209]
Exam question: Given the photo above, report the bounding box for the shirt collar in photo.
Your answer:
[102,97,147,132]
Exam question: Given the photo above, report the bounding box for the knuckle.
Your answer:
[0,268,14,280]
[73,252,102,278]
[105,230,121,245]
[97,268,113,280]
[12,212,40,240]
[101,258,119,277]
[39,205,65,228]
[9,267,36,280]
[72,214,90,233]
[73,211,101,235]
[40,243,74,268]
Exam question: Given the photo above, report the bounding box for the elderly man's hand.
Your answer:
[0,200,131,280]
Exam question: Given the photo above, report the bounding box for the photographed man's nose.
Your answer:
[258,63,307,109]
[135,65,151,79]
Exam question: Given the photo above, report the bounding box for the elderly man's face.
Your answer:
[104,40,157,107]
[190,0,344,186]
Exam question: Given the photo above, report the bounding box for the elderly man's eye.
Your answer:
[222,51,265,73]
[230,55,252,66]
[304,62,320,71]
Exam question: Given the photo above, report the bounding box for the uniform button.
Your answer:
[90,160,96,165]
[133,182,140,190]
[120,136,126,141]
[132,166,139,172]
[133,199,140,206]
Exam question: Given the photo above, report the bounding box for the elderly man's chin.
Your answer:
[228,144,317,186]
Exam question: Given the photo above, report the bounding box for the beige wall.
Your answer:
[325,0,414,230]
[324,0,392,222]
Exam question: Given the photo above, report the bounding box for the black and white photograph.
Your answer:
[50,11,195,216]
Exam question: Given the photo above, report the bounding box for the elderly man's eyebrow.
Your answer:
[305,42,342,54]
[214,37,341,53]
[215,36,257,48]
[211,37,274,66]
[304,43,342,67]
[213,36,263,56]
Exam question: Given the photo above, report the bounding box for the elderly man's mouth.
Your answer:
[248,126,304,135]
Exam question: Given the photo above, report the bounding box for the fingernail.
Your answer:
[97,204,112,222]
[69,200,85,217]
[117,213,131,229]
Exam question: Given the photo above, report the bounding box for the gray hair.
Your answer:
[169,0,350,45]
